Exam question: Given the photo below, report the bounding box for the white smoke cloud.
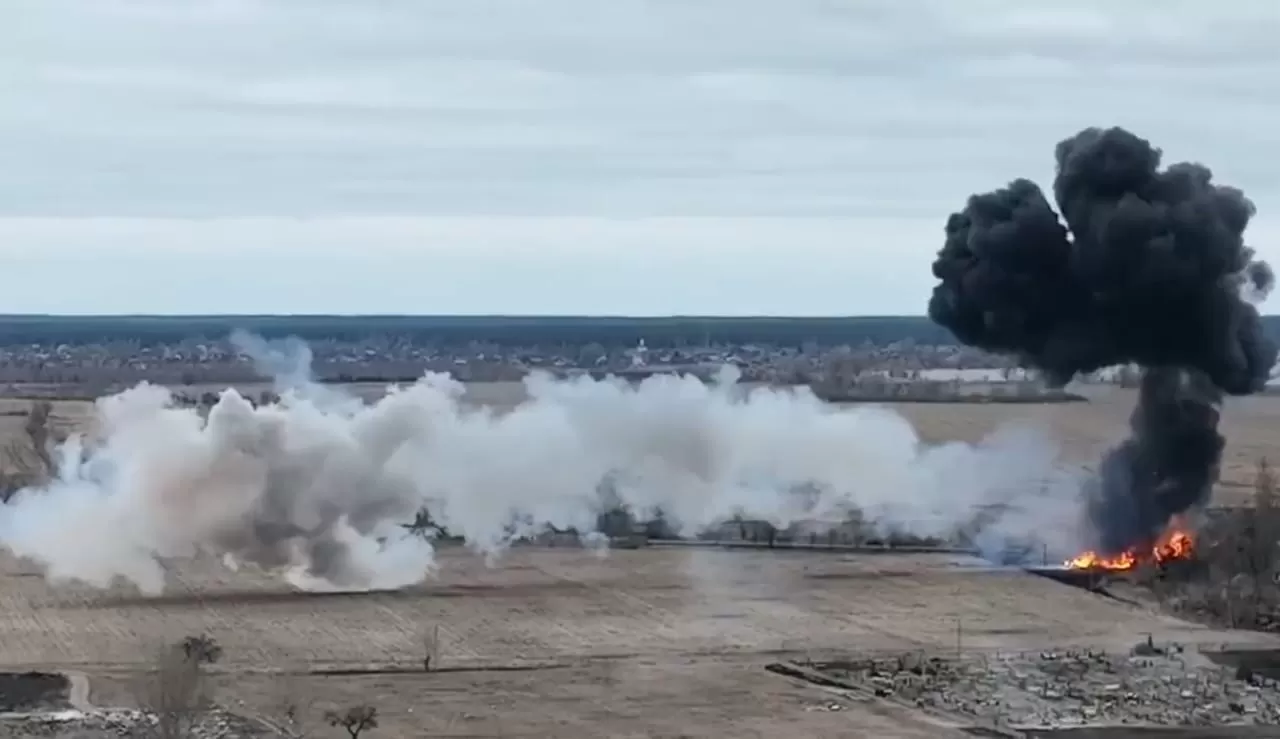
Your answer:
[0,336,1087,594]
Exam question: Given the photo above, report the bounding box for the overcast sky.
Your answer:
[3,0,1279,315]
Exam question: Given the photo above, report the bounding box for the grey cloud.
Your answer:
[0,1,1279,314]
[2,0,1278,217]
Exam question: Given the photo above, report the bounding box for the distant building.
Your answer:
[625,339,649,369]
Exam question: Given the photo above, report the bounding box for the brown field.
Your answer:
[2,547,1272,737]
[3,382,1280,735]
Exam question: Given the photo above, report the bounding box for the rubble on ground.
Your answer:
[0,708,274,738]
[811,641,1280,728]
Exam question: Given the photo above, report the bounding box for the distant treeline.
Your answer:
[0,314,956,347]
[5,314,1280,348]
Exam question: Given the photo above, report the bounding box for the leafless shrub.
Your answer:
[24,400,54,474]
[325,705,378,738]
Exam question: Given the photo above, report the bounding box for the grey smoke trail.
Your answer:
[0,337,1083,594]
[229,329,356,412]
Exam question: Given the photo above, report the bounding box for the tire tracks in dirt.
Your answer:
[62,670,94,711]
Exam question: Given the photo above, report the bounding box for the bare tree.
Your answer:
[179,634,223,666]
[133,641,214,739]
[23,400,54,474]
[1255,456,1276,522]
[1250,458,1280,608]
[1215,458,1280,618]
[326,705,378,738]
[1148,459,1280,629]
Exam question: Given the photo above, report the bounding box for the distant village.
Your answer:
[0,335,1142,400]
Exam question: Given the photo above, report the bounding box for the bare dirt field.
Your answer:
[4,382,1280,735]
[4,549,1256,672]
[2,547,1275,737]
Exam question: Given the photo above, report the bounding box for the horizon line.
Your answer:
[0,313,934,321]
[1,313,1278,322]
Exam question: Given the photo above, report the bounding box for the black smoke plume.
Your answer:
[929,126,1276,553]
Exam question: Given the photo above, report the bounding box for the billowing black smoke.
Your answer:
[929,126,1276,553]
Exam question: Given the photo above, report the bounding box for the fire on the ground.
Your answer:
[1063,520,1195,572]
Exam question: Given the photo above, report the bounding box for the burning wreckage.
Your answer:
[930,125,1276,577]
[1064,517,1196,573]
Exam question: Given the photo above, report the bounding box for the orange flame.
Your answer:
[1063,524,1195,572]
